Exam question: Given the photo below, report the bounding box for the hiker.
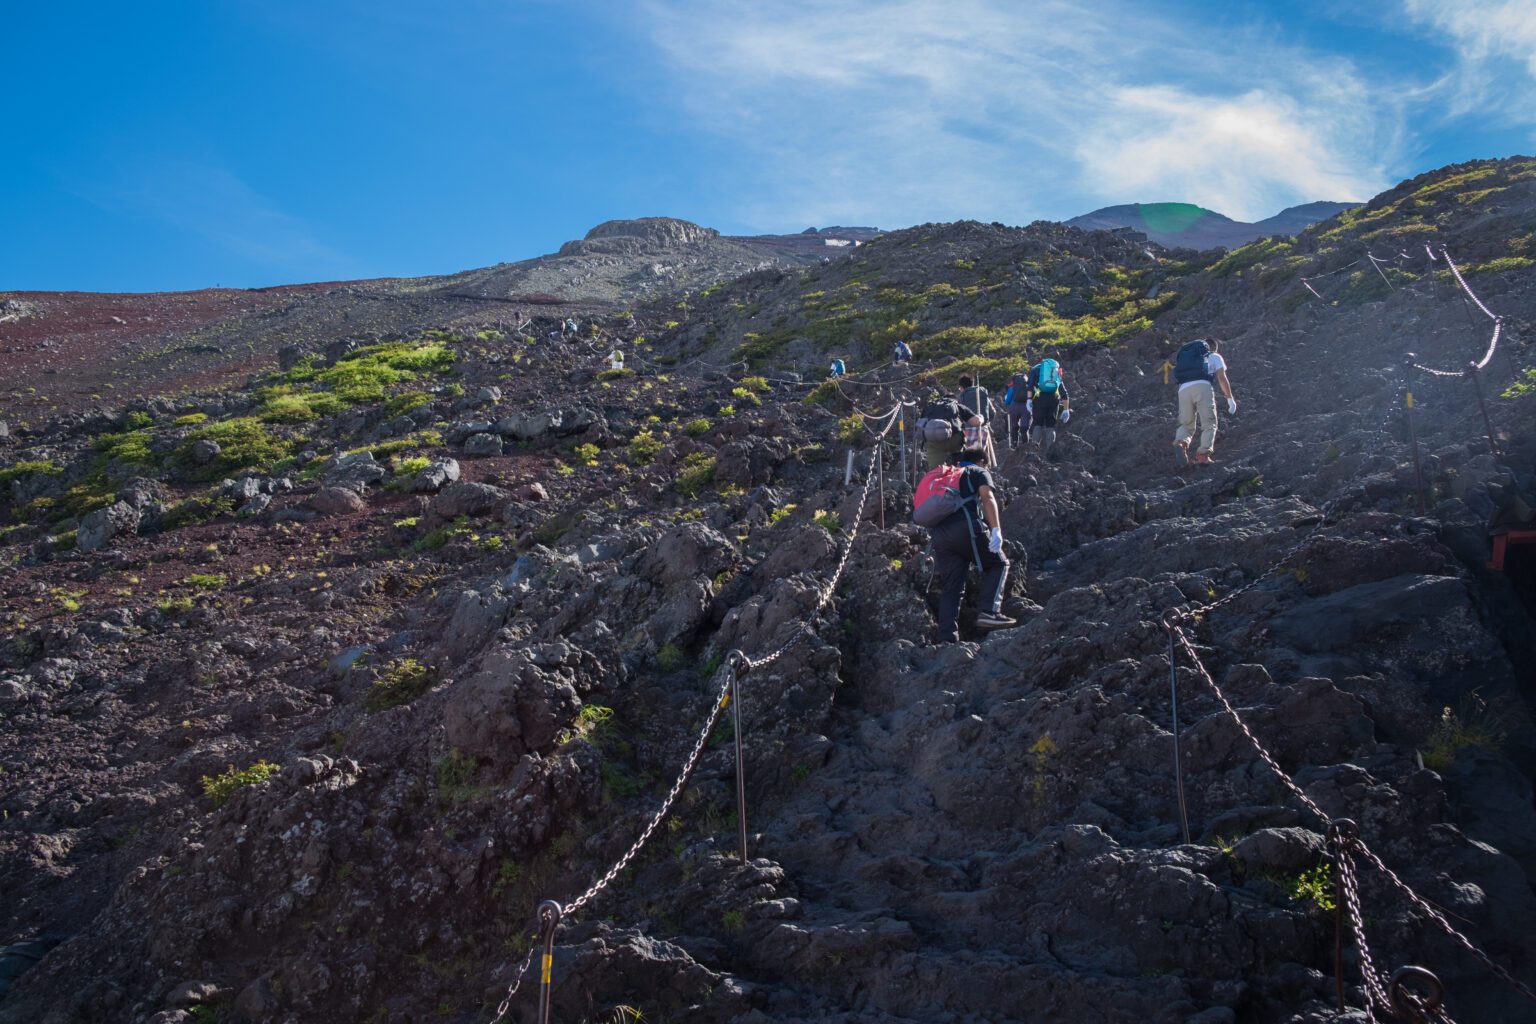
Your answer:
[608,349,625,371]
[913,446,1016,642]
[563,317,579,338]
[956,375,996,465]
[830,357,847,378]
[1173,338,1236,465]
[1027,357,1070,451]
[917,392,983,470]
[1003,367,1032,449]
[894,339,913,363]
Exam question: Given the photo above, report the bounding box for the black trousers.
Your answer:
[931,514,1009,643]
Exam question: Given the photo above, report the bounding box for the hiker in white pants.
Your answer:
[1173,338,1236,465]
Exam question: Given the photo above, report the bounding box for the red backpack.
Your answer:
[912,464,975,526]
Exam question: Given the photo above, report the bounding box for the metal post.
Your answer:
[844,448,855,487]
[1166,623,1191,845]
[1467,363,1500,455]
[730,668,748,864]
[877,441,886,529]
[536,900,562,1024]
[1405,389,1426,515]
[898,410,907,486]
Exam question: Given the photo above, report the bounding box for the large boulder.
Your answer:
[462,432,503,457]
[636,522,735,586]
[410,458,461,494]
[441,649,580,766]
[77,501,141,552]
[431,481,509,520]
[324,451,385,493]
[310,487,366,516]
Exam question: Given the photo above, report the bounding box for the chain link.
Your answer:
[566,661,737,917]
[484,405,903,1021]
[1334,837,1391,1019]
[487,946,537,1024]
[1352,842,1536,1006]
[743,404,901,673]
[1167,623,1331,823]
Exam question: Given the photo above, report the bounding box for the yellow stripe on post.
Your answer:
[541,954,553,984]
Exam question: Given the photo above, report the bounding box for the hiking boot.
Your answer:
[976,611,1017,629]
[1173,439,1190,464]
[1193,450,1214,466]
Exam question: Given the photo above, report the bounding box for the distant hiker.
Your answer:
[913,446,1016,643]
[1003,367,1032,449]
[894,340,913,363]
[917,393,982,470]
[830,357,847,378]
[1172,338,1236,466]
[608,349,625,371]
[563,317,579,338]
[1027,357,1070,451]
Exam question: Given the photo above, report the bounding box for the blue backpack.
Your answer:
[1174,341,1213,384]
[1035,359,1062,394]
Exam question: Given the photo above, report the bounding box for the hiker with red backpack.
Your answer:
[1172,338,1236,466]
[913,445,1016,642]
[1027,357,1070,451]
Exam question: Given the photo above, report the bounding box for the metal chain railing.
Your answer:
[485,403,904,1023]
[1163,612,1536,1019]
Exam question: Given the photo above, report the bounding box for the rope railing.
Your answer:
[485,403,904,1024]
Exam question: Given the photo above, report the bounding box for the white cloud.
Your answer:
[1399,0,1536,122]
[635,0,1400,225]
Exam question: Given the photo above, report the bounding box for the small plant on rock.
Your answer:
[201,759,281,808]
[676,453,716,498]
[1291,863,1336,913]
[627,430,664,466]
[364,658,435,712]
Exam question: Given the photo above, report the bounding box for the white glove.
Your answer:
[1226,397,1237,414]
[1059,408,1071,425]
[1025,399,1033,413]
[988,528,1003,553]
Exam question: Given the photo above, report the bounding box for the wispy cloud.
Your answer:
[636,0,1401,225]
[76,159,356,278]
[1398,0,1536,123]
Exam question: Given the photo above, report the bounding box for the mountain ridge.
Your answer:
[1066,199,1359,249]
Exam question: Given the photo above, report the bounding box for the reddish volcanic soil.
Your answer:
[0,284,359,422]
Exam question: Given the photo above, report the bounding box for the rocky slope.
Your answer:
[1067,202,1359,251]
[2,157,1536,1024]
[0,220,876,427]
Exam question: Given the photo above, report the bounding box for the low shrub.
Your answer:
[201,759,280,807]
[364,658,436,712]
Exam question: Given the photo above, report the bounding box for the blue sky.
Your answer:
[3,0,1534,292]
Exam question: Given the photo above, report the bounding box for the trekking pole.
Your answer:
[1467,362,1500,456]
[535,900,562,1024]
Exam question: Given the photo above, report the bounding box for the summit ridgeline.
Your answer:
[2,156,1536,1023]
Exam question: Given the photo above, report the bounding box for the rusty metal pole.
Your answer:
[536,900,562,1024]
[1467,363,1500,455]
[1165,618,1192,845]
[731,665,748,864]
[877,440,886,529]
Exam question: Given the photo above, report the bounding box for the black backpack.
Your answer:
[1174,340,1213,385]
[917,401,961,443]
